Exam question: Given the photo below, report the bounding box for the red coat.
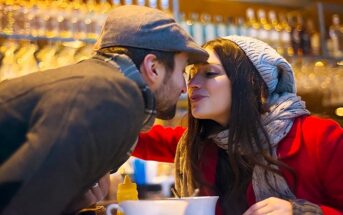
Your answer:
[133,116,343,214]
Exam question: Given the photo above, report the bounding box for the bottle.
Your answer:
[307,19,320,56]
[0,0,4,32]
[178,12,191,36]
[160,0,171,14]
[329,14,343,58]
[279,13,293,57]
[148,0,157,8]
[245,8,259,38]
[189,13,204,45]
[3,0,15,34]
[136,0,145,6]
[214,15,227,38]
[299,16,312,56]
[227,17,238,36]
[257,9,271,43]
[116,175,139,215]
[268,10,281,51]
[202,14,216,42]
[236,17,246,36]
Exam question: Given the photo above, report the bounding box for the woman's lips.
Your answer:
[190,94,206,102]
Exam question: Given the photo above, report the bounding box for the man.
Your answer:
[0,5,208,215]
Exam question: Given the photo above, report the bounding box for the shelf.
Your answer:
[0,33,96,44]
[207,0,312,8]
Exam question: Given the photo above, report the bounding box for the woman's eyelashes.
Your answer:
[204,71,219,78]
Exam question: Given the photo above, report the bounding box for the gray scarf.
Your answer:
[210,93,310,201]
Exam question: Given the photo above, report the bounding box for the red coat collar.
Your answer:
[277,117,303,159]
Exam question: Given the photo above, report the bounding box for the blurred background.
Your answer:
[1,0,342,203]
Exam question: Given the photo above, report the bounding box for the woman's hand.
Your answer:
[243,197,292,215]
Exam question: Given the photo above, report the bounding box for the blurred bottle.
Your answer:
[245,8,259,38]
[257,9,271,43]
[307,19,320,56]
[57,0,73,38]
[227,17,238,36]
[27,0,46,37]
[85,0,100,40]
[148,0,157,8]
[136,0,145,6]
[189,13,204,45]
[97,0,111,37]
[116,175,139,215]
[12,0,29,35]
[300,16,312,56]
[268,10,281,51]
[123,0,133,5]
[70,0,87,40]
[112,0,121,7]
[0,0,5,32]
[178,12,191,36]
[279,14,293,57]
[133,159,147,185]
[44,0,63,37]
[291,16,311,58]
[160,0,171,14]
[214,15,227,38]
[2,0,16,34]
[202,14,216,42]
[236,17,246,36]
[329,14,343,58]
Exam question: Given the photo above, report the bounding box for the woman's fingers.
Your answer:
[243,197,292,215]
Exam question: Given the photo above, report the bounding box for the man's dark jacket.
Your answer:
[0,58,145,214]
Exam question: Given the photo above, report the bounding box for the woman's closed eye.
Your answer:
[204,71,219,78]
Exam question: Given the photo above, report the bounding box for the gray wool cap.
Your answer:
[94,5,209,64]
[223,35,296,95]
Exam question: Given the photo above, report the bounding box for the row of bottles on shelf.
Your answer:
[0,0,172,40]
[1,38,341,108]
[0,39,93,81]
[179,8,343,58]
[292,59,343,107]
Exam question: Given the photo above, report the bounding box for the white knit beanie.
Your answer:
[222,36,296,95]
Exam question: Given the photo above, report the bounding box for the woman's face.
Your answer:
[187,48,232,126]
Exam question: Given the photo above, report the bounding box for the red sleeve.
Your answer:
[317,118,343,214]
[132,125,186,163]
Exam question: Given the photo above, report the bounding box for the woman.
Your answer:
[133,36,343,215]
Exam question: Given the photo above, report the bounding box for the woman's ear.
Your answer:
[140,54,165,91]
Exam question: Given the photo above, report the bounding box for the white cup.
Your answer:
[106,199,188,215]
[172,196,219,215]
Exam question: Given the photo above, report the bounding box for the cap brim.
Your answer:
[186,47,209,64]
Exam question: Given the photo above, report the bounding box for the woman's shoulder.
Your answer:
[294,115,342,140]
[278,115,342,158]
[297,115,341,127]
[293,115,343,155]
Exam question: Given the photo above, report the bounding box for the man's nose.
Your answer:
[181,78,187,94]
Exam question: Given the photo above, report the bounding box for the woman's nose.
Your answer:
[188,76,202,89]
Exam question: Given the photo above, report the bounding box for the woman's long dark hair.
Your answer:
[186,39,295,215]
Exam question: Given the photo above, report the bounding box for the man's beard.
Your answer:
[154,75,178,120]
[156,102,177,120]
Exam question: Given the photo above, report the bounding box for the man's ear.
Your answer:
[140,54,165,91]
